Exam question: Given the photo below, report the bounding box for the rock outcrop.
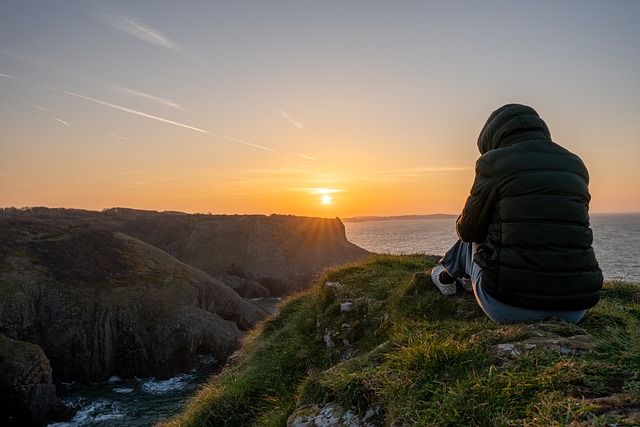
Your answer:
[0,334,74,426]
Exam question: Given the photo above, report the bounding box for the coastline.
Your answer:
[341,214,457,223]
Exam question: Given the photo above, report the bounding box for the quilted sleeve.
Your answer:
[456,158,498,242]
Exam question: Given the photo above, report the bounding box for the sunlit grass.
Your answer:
[162,255,640,426]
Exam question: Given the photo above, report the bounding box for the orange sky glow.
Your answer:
[2,2,640,218]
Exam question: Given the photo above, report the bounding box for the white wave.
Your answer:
[140,373,194,395]
[194,354,217,366]
[50,399,125,426]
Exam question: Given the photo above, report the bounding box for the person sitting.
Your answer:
[431,103,603,324]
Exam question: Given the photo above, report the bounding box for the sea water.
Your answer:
[48,300,281,427]
[49,370,216,427]
[344,213,640,283]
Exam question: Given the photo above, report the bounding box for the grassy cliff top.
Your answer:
[163,255,640,427]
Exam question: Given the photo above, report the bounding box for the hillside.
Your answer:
[2,208,371,296]
[0,209,371,426]
[163,255,640,427]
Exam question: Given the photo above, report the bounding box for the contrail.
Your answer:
[50,86,275,151]
[279,109,304,128]
[211,133,276,152]
[55,118,71,126]
[110,85,185,110]
[47,85,210,134]
[3,49,186,111]
[3,64,275,152]
[100,11,182,52]
[0,73,22,80]
[107,133,135,141]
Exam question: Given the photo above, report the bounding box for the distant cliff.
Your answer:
[341,213,456,222]
[96,208,370,295]
[0,208,371,426]
[4,208,371,296]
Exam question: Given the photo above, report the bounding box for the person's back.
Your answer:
[432,104,603,324]
[457,104,602,310]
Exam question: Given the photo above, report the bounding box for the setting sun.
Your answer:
[310,188,343,208]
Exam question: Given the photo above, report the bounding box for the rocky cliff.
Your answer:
[5,208,371,296]
[0,208,371,425]
[96,208,371,296]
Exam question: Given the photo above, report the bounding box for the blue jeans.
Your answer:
[440,240,586,324]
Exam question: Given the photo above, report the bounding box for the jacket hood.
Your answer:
[477,104,551,154]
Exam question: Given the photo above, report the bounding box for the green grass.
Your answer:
[162,255,640,426]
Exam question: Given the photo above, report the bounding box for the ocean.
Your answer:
[344,213,640,283]
[49,373,210,427]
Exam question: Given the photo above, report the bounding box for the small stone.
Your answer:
[325,281,343,288]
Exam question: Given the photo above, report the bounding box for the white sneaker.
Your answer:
[430,266,457,295]
[457,277,473,292]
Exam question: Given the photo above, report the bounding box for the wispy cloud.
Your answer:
[298,153,315,161]
[1,50,82,79]
[338,166,472,184]
[110,85,185,110]
[238,165,472,192]
[3,49,188,111]
[93,7,199,60]
[240,164,312,176]
[0,72,22,80]
[3,53,274,152]
[211,133,276,152]
[107,133,135,141]
[31,102,69,126]
[44,84,274,151]
[47,85,210,134]
[100,10,184,53]
[279,109,304,128]
[307,187,345,194]
[32,104,50,112]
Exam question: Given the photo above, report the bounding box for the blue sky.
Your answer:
[2,1,639,216]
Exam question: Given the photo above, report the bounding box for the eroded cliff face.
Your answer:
[5,208,371,295]
[94,210,371,296]
[0,209,371,425]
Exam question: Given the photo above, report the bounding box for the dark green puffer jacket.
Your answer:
[457,104,603,310]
